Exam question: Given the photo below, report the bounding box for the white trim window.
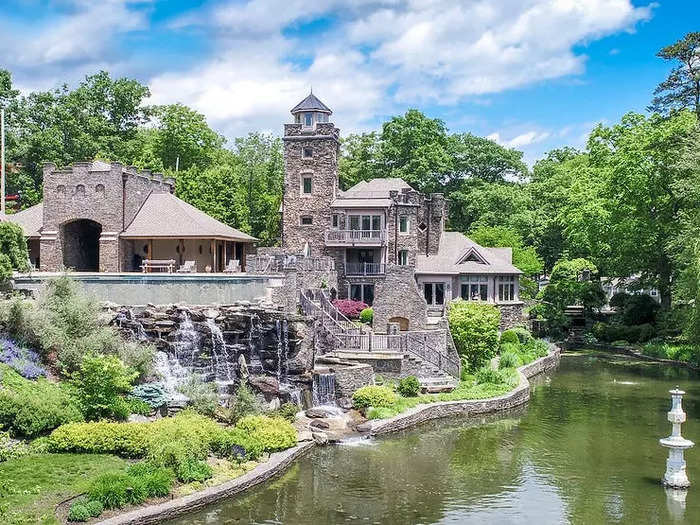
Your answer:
[303,112,313,127]
[399,215,409,234]
[461,275,488,301]
[332,214,339,229]
[301,174,313,195]
[300,216,313,226]
[349,283,375,305]
[423,282,445,306]
[498,275,517,302]
[398,250,408,265]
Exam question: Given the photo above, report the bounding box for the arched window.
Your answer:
[75,184,85,195]
[56,185,66,195]
[95,184,105,194]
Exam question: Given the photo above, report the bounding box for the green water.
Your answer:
[171,352,700,524]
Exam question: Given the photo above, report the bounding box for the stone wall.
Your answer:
[372,264,428,331]
[333,364,374,398]
[281,122,340,255]
[496,303,525,330]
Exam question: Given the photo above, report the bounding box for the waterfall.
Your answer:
[207,317,233,382]
[176,312,199,365]
[282,319,289,377]
[248,313,265,372]
[153,351,189,402]
[312,373,336,406]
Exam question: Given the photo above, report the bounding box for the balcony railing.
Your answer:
[344,262,386,276]
[324,229,387,246]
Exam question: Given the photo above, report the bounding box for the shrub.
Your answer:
[0,430,29,462]
[475,366,517,387]
[0,363,83,438]
[272,402,299,422]
[127,398,152,416]
[359,307,374,325]
[175,458,213,483]
[88,471,145,509]
[622,294,660,326]
[0,337,46,379]
[224,382,260,424]
[0,222,29,275]
[591,322,656,344]
[332,299,369,319]
[235,415,297,452]
[71,354,137,421]
[212,427,265,461]
[609,292,632,309]
[68,498,103,522]
[352,385,398,409]
[126,462,175,497]
[448,300,500,370]
[176,374,218,417]
[499,350,521,369]
[510,326,534,344]
[130,383,168,409]
[397,376,420,397]
[500,330,520,346]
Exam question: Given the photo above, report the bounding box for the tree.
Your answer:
[150,103,225,171]
[449,133,528,185]
[0,222,29,276]
[448,301,501,371]
[338,132,381,190]
[467,226,543,276]
[649,32,700,119]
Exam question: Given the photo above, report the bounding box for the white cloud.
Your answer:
[487,130,550,149]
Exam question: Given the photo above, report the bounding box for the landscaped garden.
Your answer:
[0,276,299,524]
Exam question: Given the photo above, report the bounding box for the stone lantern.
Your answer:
[660,387,694,488]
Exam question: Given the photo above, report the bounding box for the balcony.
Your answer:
[325,229,387,247]
[344,262,386,276]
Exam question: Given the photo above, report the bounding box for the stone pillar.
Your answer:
[39,230,60,271]
[99,232,120,272]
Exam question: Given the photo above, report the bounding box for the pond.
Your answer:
[170,352,700,524]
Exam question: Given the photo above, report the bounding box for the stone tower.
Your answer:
[281,92,340,255]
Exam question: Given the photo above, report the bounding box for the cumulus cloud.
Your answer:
[488,130,551,149]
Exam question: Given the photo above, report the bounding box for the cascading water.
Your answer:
[206,317,233,382]
[312,373,337,406]
[248,313,265,373]
[176,312,199,365]
[153,351,189,402]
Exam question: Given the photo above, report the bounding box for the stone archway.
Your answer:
[61,219,102,271]
[389,316,409,331]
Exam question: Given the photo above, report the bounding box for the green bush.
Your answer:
[475,366,518,387]
[212,427,265,461]
[352,385,398,409]
[68,498,103,522]
[272,402,299,422]
[176,374,218,417]
[71,354,137,421]
[0,222,29,276]
[0,430,29,462]
[500,330,520,346]
[499,350,521,369]
[0,363,83,438]
[592,322,656,344]
[642,342,700,365]
[622,294,660,326]
[127,462,175,497]
[88,471,145,509]
[510,326,533,344]
[235,415,297,452]
[130,383,168,409]
[397,376,420,397]
[224,382,260,424]
[359,307,373,325]
[175,458,213,483]
[127,398,152,416]
[448,300,500,370]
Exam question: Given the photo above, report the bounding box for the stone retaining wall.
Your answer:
[333,363,375,398]
[96,442,315,525]
[368,346,561,435]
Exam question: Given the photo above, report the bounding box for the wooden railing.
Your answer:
[300,288,460,379]
[247,255,335,273]
[324,229,387,245]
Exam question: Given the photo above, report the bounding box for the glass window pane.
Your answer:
[435,283,444,305]
[362,216,371,230]
[461,283,468,300]
[350,216,360,230]
[363,284,374,305]
[305,113,312,126]
[303,177,312,193]
[372,216,381,230]
[424,283,433,304]
[351,285,362,301]
[399,216,408,232]
[480,284,488,301]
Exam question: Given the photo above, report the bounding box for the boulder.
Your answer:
[305,408,335,419]
[297,430,313,442]
[337,397,353,410]
[310,419,330,430]
[248,375,280,397]
[355,421,373,433]
[312,431,329,445]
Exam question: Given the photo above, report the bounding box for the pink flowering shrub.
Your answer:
[332,299,369,319]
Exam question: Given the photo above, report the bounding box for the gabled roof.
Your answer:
[291,92,332,114]
[342,178,414,198]
[4,203,43,239]
[415,231,522,275]
[122,192,257,242]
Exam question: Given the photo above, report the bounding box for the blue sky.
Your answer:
[1,0,697,164]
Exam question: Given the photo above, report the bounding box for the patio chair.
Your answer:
[224,259,241,273]
[176,260,196,273]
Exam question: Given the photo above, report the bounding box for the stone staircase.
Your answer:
[403,354,458,393]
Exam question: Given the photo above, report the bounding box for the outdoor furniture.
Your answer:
[141,259,176,273]
[177,260,197,273]
[224,259,241,273]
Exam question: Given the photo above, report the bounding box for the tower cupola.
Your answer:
[291,91,332,128]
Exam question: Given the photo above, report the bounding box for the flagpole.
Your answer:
[1,108,5,215]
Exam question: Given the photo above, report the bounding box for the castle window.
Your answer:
[95,184,105,194]
[56,185,66,195]
[399,216,409,234]
[302,175,313,194]
[418,222,427,232]
[300,216,313,226]
[303,147,313,159]
[398,250,408,266]
[304,113,313,127]
[332,214,339,229]
[75,184,85,195]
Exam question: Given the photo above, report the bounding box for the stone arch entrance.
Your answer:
[389,316,409,331]
[61,219,102,271]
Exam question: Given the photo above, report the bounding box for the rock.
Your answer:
[267,397,281,411]
[337,397,353,410]
[204,308,220,319]
[238,354,249,379]
[305,408,333,419]
[312,431,329,445]
[355,421,373,433]
[310,419,330,430]
[297,430,313,442]
[127,414,151,423]
[155,320,176,328]
[248,375,280,397]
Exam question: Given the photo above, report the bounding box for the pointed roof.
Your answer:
[291,92,332,114]
[122,192,257,242]
[4,203,43,239]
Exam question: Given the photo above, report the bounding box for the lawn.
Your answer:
[0,453,126,524]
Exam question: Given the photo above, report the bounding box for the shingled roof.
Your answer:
[122,193,257,241]
[342,178,414,198]
[291,92,332,114]
[415,231,522,275]
[4,203,43,239]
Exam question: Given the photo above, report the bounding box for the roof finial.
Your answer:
[310,85,313,95]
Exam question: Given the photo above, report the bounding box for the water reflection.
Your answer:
[169,353,699,524]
